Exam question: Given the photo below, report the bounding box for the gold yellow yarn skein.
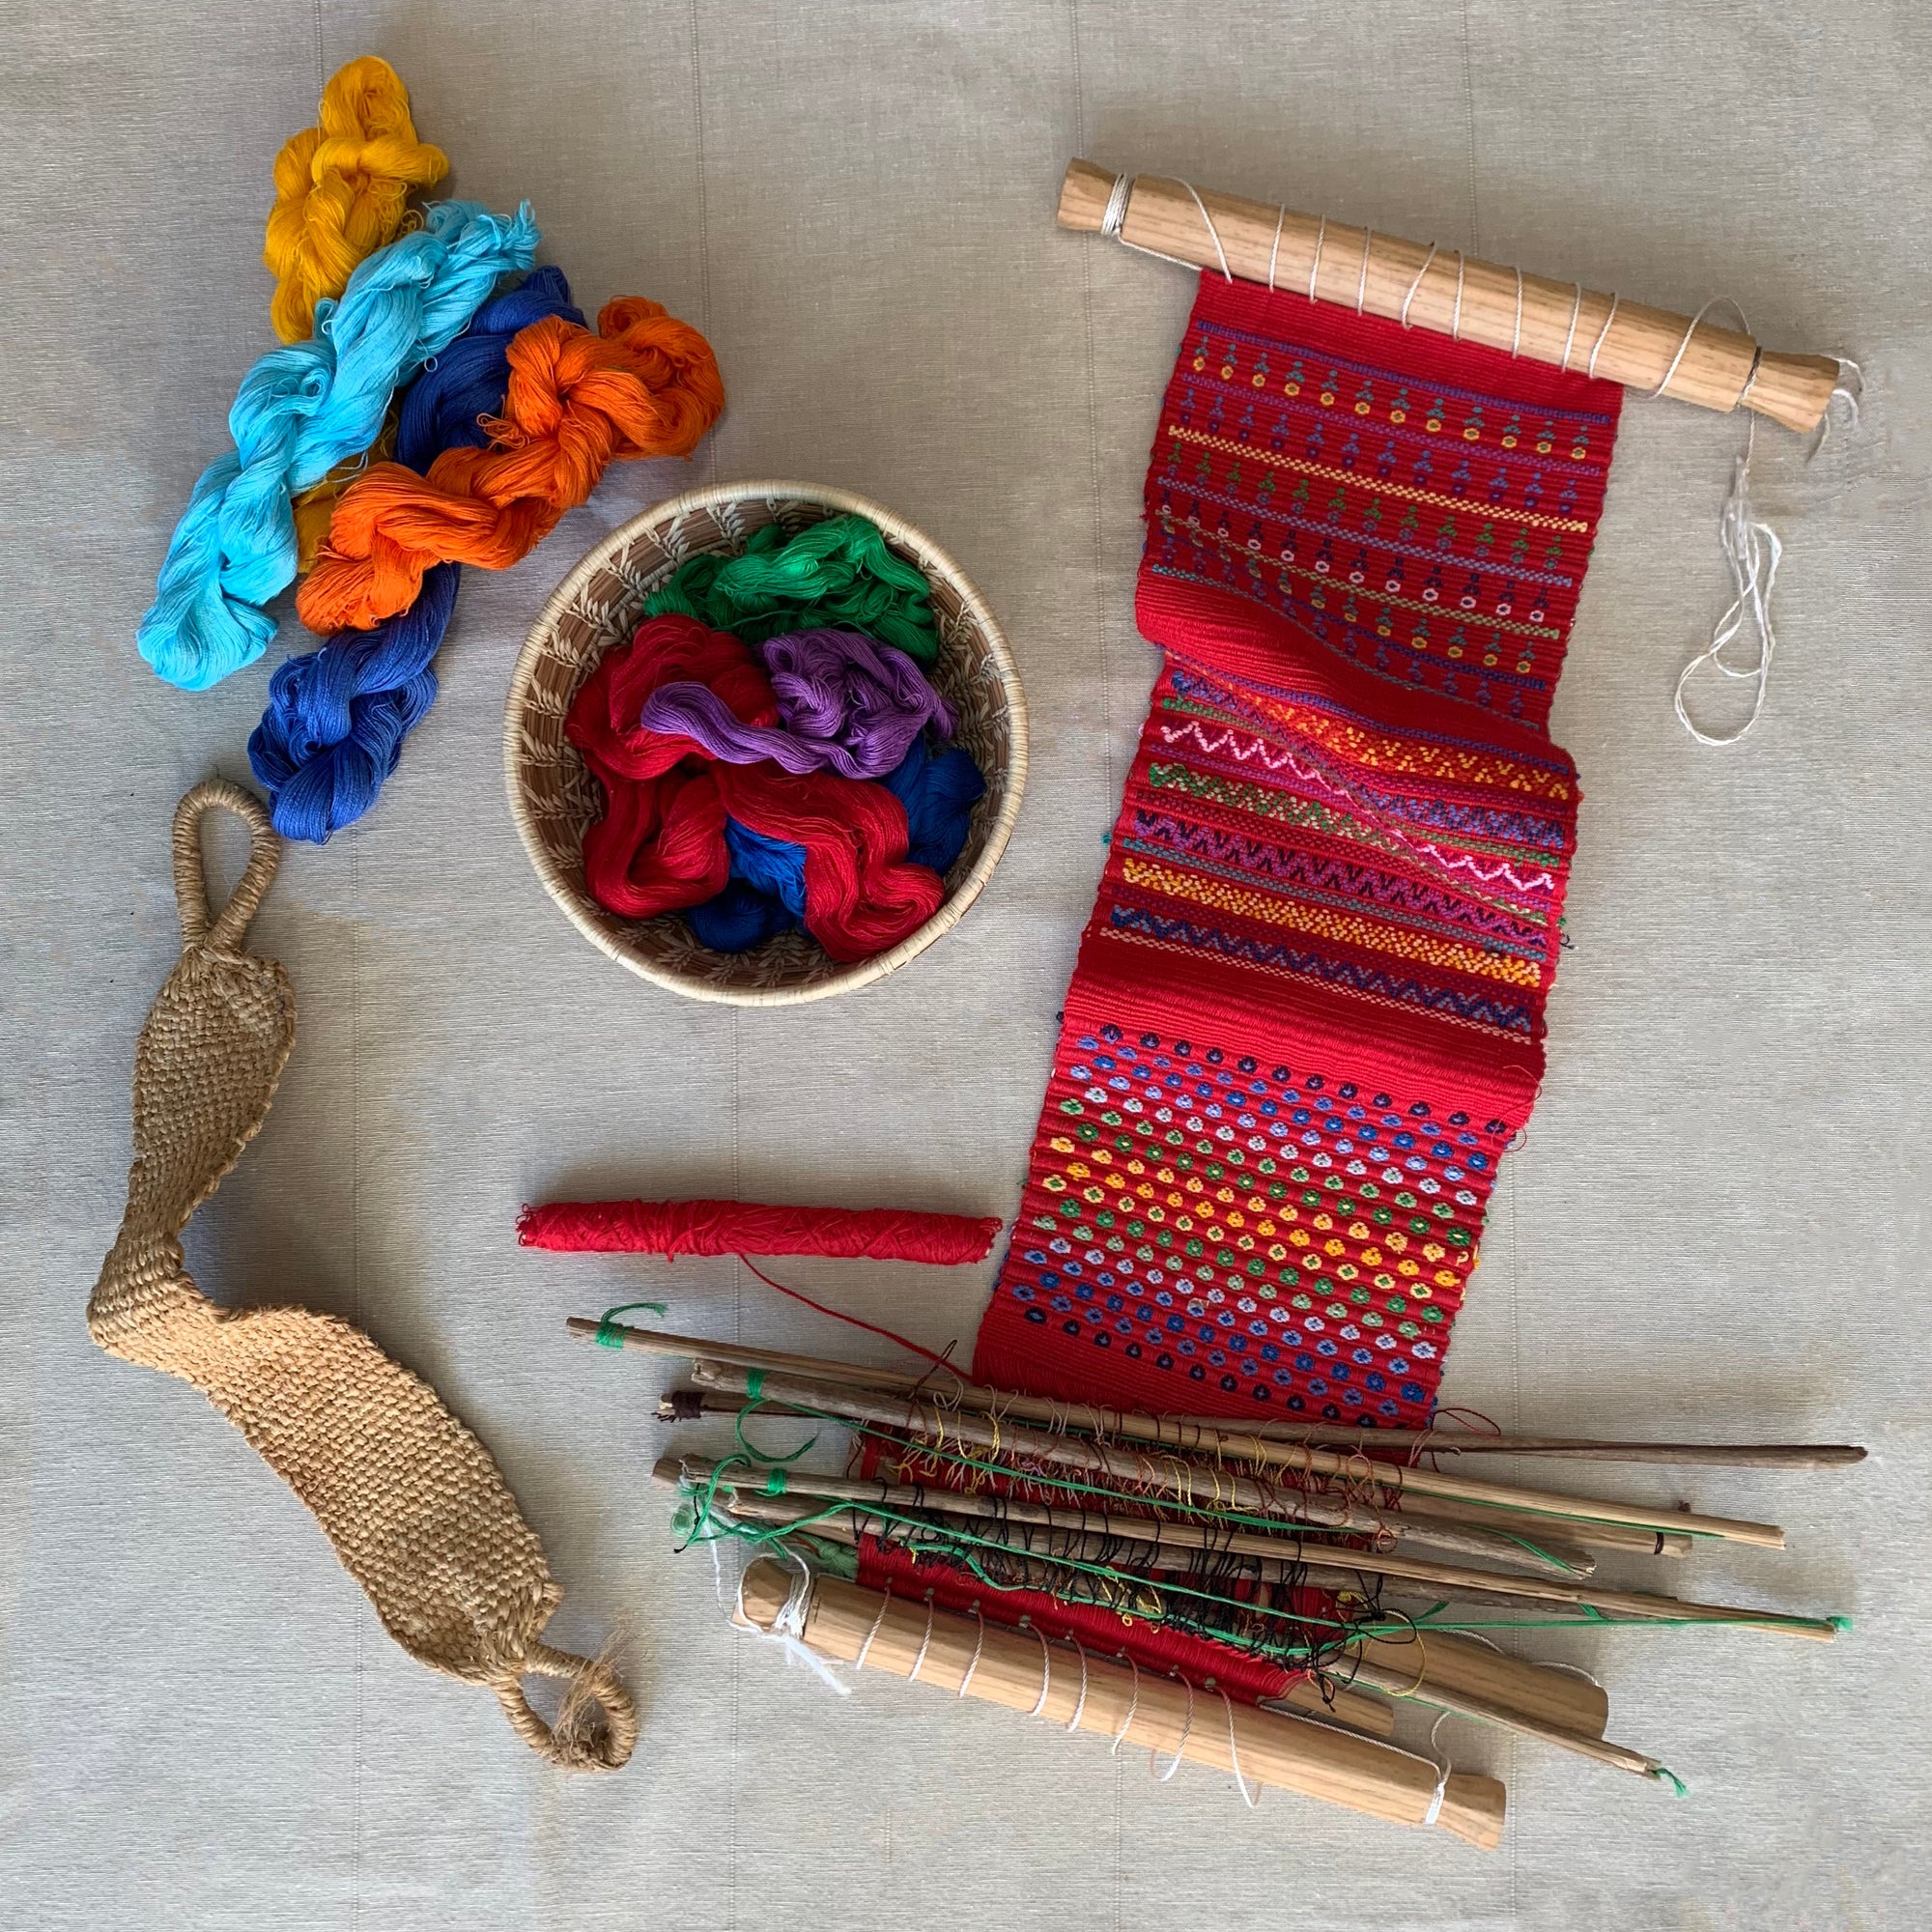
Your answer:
[264,54,449,345]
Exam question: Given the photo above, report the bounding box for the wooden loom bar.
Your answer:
[685,1357,1787,1552]
[664,1461,1608,1736]
[657,1386,1695,1561]
[736,1559,1508,1848]
[710,1479,1836,1641]
[1341,1659,1668,1783]
[1348,1632,1607,1739]
[684,1359,1593,1572]
[1390,1491,1694,1560]
[1056,158,1842,434]
[681,1457,1652,1622]
[583,1321,1852,1492]
[1164,1417,1866,1470]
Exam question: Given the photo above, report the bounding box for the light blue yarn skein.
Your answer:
[137,198,540,692]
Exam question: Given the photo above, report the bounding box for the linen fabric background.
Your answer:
[3,3,1928,1926]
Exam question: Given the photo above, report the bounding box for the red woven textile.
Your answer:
[865,276,1623,1696]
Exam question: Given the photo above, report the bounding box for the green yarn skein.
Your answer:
[643,514,939,664]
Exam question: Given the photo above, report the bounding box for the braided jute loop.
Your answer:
[94,783,633,1769]
[171,780,280,953]
[491,1642,640,1770]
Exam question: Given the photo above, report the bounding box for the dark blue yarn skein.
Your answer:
[684,733,986,952]
[248,267,584,842]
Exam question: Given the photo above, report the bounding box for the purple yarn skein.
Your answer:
[635,627,952,781]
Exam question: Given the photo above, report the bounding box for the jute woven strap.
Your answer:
[89,781,636,1769]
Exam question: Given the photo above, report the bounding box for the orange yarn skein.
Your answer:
[298,298,724,634]
[265,55,449,345]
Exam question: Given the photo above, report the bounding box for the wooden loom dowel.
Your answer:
[1349,1632,1608,1740]
[680,1457,1663,1630]
[1391,1491,1695,1561]
[589,1323,1790,1548]
[685,1359,1595,1574]
[588,1323,1848,1516]
[673,1466,1609,1738]
[736,1559,1507,1848]
[1342,1659,1667,1784]
[1056,158,1842,435]
[1164,1418,1867,1470]
[712,1482,1837,1642]
[685,1356,1784,1553]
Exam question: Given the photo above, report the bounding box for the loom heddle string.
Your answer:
[140,197,540,691]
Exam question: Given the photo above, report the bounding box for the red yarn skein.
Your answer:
[567,614,946,961]
[518,1197,1003,1264]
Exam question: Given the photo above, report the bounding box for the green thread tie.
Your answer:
[595,1300,668,1347]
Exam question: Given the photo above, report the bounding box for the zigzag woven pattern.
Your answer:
[974,274,1621,1435]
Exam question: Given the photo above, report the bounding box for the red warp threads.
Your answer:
[517,1197,1002,1264]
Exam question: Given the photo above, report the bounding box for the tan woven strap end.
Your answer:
[95,781,637,1771]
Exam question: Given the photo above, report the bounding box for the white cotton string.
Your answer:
[1110,1652,1142,1754]
[1674,418,1782,745]
[1307,216,1327,300]
[1266,204,1286,292]
[1153,1674,1196,1782]
[1511,267,1525,357]
[1421,1709,1454,1828]
[1027,1621,1054,1718]
[1400,242,1439,328]
[1355,229,1375,315]
[1181,181,1235,282]
[1560,283,1585,370]
[908,1593,937,1685]
[1649,296,1735,401]
[855,1583,894,1669]
[732,1555,853,1697]
[1809,355,1863,458]
[1065,1640,1092,1733]
[956,1605,987,1698]
[1100,173,1230,277]
[1219,1688,1262,1808]
[1451,253,1467,340]
[1586,293,1621,378]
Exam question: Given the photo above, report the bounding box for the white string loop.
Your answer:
[1153,1674,1196,1782]
[1400,242,1439,328]
[1110,1652,1142,1754]
[1307,216,1326,300]
[1219,1688,1262,1808]
[957,1605,987,1698]
[732,1556,853,1697]
[1355,229,1375,315]
[1560,283,1585,370]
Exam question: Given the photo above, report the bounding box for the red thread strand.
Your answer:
[517,1197,1002,1264]
[735,1257,957,1370]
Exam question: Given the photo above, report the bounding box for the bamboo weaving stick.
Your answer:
[585,1321,1852,1490]
[684,1358,1786,1553]
[711,1482,1836,1641]
[1163,1418,1865,1470]
[736,1559,1508,1848]
[1056,158,1842,434]
[679,1456,1634,1618]
[658,1386,1694,1560]
[1341,1658,1670,1784]
[684,1359,1595,1573]
[1347,1632,1608,1740]
[666,1460,1606,1735]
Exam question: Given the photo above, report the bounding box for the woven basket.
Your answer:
[505,480,1028,1005]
